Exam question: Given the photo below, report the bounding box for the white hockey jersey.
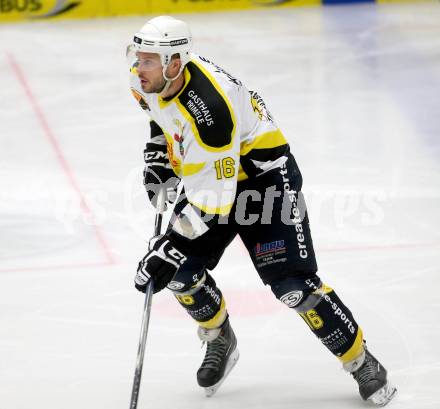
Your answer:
[130,54,289,220]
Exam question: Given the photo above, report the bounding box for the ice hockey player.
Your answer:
[129,15,397,405]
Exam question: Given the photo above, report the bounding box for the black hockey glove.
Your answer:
[143,142,180,209]
[135,235,187,294]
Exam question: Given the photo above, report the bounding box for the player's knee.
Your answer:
[166,268,206,294]
[270,275,324,311]
[166,255,207,293]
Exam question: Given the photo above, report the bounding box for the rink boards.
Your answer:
[0,0,434,22]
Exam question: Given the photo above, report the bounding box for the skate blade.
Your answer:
[204,348,240,398]
[368,382,397,406]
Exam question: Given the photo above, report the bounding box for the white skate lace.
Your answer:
[353,354,378,386]
[200,336,227,370]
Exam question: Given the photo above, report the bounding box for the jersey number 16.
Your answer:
[214,157,235,180]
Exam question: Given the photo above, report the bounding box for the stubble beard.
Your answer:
[142,77,167,94]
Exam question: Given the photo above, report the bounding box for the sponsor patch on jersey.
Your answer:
[280,291,303,308]
[174,133,184,156]
[173,118,185,156]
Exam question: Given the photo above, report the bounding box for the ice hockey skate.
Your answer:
[197,317,239,397]
[345,343,397,406]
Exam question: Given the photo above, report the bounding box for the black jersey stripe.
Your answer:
[177,61,234,150]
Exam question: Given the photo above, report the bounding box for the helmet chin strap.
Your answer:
[159,63,184,97]
[158,78,172,97]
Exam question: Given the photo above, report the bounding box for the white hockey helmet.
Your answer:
[129,16,192,80]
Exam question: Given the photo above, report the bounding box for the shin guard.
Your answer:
[297,280,364,364]
[171,271,227,329]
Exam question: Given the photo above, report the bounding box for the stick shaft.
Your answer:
[129,281,153,409]
[129,189,166,409]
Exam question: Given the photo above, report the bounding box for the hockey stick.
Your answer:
[129,189,166,409]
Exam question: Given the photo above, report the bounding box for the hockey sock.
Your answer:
[297,280,364,364]
[172,271,227,329]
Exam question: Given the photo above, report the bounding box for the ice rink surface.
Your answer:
[1,2,440,408]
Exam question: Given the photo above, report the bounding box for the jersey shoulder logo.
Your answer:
[131,88,150,111]
[249,90,274,123]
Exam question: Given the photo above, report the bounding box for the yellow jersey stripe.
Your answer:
[240,129,287,156]
[188,198,233,216]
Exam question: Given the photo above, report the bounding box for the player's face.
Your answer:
[136,52,166,94]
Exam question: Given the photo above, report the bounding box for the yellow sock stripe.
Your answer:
[197,298,227,329]
[339,327,364,364]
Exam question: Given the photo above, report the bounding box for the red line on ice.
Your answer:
[6,52,115,266]
[0,262,112,274]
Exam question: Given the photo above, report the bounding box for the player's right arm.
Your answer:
[135,82,238,294]
[135,57,239,294]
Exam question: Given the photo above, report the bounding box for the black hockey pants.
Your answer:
[169,152,318,288]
